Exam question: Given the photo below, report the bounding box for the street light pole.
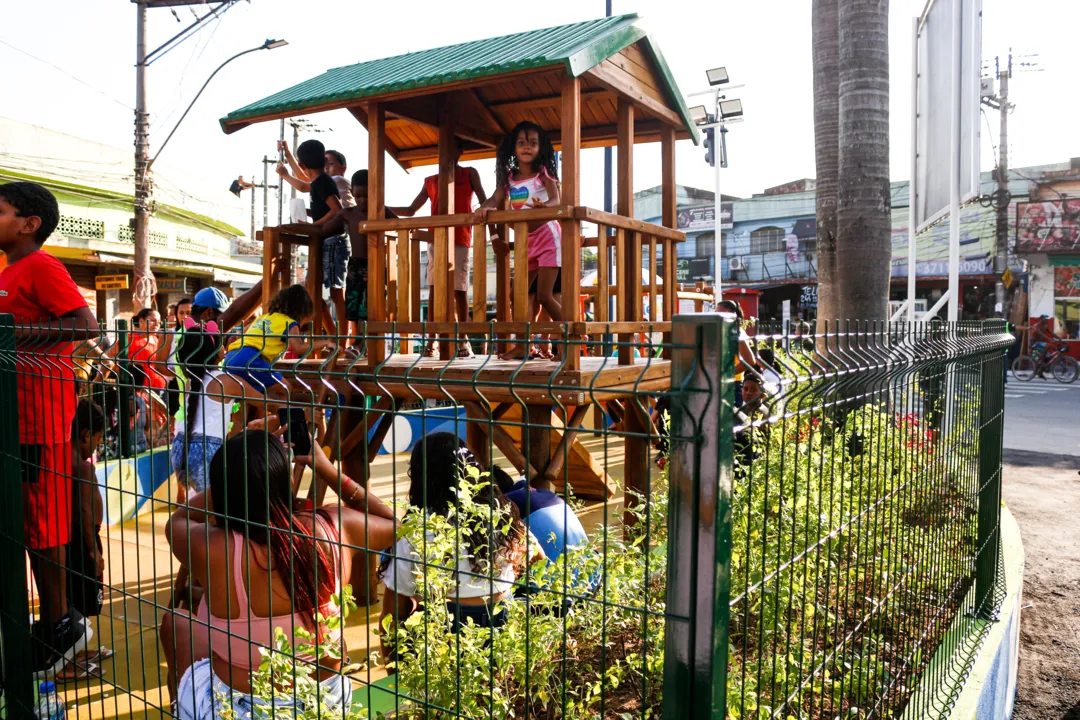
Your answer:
[713,88,723,294]
[133,1,152,309]
[131,26,287,310]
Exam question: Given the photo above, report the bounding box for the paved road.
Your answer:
[1003,378,1080,456]
[1001,378,1080,717]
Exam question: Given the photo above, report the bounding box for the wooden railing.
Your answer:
[259,206,685,371]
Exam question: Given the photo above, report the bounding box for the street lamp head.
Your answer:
[688,105,710,126]
[706,67,730,86]
[719,98,744,119]
[262,39,288,50]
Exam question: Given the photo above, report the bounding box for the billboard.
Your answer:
[1055,266,1080,298]
[677,203,733,231]
[913,0,982,231]
[1015,200,1080,253]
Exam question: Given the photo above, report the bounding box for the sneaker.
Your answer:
[33,610,92,681]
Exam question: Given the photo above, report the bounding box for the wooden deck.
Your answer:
[282,353,672,404]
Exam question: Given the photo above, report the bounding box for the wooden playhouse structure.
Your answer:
[221,14,700,508]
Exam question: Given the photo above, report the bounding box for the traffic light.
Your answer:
[704,127,716,167]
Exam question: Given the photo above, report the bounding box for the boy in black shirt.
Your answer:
[277,139,346,334]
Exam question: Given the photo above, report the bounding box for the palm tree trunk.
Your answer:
[813,0,840,334]
[836,0,892,321]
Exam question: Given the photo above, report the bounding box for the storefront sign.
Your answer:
[890,257,1023,278]
[800,285,818,309]
[1016,199,1080,253]
[95,274,129,291]
[157,277,188,294]
[677,203,733,231]
[675,258,712,282]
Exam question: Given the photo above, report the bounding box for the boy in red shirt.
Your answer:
[0,181,100,677]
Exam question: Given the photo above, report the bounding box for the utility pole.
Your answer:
[994,55,1011,317]
[133,1,153,309]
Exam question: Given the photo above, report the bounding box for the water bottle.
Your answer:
[36,681,66,720]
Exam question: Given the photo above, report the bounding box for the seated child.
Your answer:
[223,284,335,395]
[379,433,531,659]
[490,465,586,562]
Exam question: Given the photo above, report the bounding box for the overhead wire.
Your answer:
[0,38,133,111]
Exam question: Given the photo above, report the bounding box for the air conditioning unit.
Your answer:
[729,256,745,271]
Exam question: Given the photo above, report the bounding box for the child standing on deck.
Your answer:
[276,139,348,335]
[479,121,563,359]
[223,284,335,396]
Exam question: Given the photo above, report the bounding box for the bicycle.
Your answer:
[1012,340,1080,383]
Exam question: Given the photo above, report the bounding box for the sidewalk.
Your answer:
[1003,448,1080,719]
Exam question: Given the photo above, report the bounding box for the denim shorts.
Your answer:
[170,432,225,492]
[323,235,350,290]
[223,346,282,392]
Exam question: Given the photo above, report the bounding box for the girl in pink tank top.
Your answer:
[160,429,397,718]
[480,121,564,359]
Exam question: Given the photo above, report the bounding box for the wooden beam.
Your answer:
[560,72,582,371]
[524,404,552,491]
[367,101,387,364]
[585,63,684,129]
[661,125,677,358]
[472,224,487,350]
[617,99,635,367]
[463,401,538,480]
[622,401,651,534]
[460,88,505,134]
[388,95,500,148]
[487,88,614,112]
[348,105,406,169]
[542,404,589,483]
[261,226,279,311]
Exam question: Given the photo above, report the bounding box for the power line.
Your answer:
[0,38,133,111]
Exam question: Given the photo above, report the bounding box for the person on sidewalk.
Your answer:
[0,181,100,678]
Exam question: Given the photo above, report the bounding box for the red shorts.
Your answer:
[20,443,73,549]
[527,221,563,270]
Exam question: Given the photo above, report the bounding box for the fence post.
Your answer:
[116,319,135,458]
[663,312,736,719]
[0,315,34,714]
[975,333,1006,618]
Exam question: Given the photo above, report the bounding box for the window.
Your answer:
[749,226,785,254]
[1057,299,1080,340]
[694,233,729,257]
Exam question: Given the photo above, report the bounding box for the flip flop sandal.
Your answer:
[456,345,474,359]
[84,646,115,664]
[54,662,103,683]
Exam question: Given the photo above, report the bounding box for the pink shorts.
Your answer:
[527,221,562,270]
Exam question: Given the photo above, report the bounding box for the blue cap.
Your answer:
[40,681,56,693]
[193,287,231,311]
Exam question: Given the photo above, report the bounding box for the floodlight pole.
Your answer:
[947,0,963,322]
[713,88,724,294]
[907,16,918,322]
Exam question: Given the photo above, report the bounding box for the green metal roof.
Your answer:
[221,14,699,143]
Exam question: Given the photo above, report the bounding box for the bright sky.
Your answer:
[1,0,1077,224]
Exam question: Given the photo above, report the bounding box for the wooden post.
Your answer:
[649,236,658,321]
[411,240,422,325]
[473,224,487,353]
[367,101,387,364]
[307,234,325,336]
[261,226,280,311]
[514,222,530,322]
[525,404,552,491]
[560,72,582,370]
[617,99,635,366]
[495,225,510,353]
[661,126,677,358]
[436,108,457,360]
[397,231,412,352]
[387,235,398,320]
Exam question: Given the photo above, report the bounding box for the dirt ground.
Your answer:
[1003,449,1080,719]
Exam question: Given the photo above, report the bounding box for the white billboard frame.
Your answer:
[902,0,982,323]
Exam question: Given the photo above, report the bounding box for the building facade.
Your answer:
[637,163,1073,327]
[0,116,260,326]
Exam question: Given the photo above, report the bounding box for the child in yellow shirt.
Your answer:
[223,285,334,393]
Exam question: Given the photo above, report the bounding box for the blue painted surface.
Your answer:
[368,406,468,455]
[94,447,173,526]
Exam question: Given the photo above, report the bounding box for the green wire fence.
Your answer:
[0,314,1011,719]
